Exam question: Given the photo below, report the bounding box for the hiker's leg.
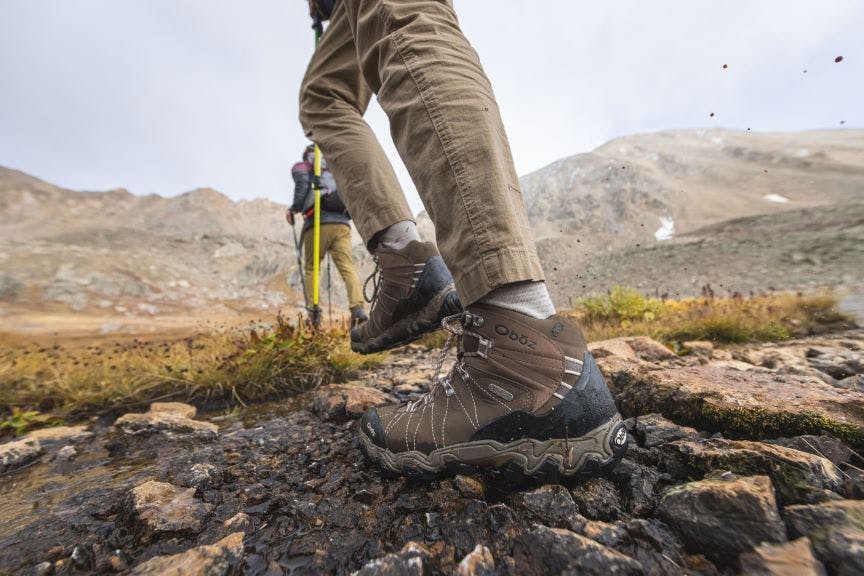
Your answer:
[302,229,322,306]
[328,225,364,310]
[299,1,413,246]
[341,0,545,306]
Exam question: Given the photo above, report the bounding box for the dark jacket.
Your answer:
[291,161,350,233]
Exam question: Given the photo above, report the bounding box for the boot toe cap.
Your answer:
[359,407,387,448]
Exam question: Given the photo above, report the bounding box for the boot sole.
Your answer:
[350,284,462,354]
[358,416,627,480]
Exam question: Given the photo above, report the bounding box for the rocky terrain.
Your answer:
[3,128,863,336]
[2,331,863,575]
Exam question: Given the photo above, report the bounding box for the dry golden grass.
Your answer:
[570,287,854,346]
[0,313,383,423]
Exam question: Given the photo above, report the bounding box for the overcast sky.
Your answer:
[1,1,861,214]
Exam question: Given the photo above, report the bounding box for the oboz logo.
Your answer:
[494,324,536,349]
[613,427,628,448]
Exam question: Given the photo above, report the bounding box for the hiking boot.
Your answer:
[350,306,368,329]
[358,304,628,478]
[351,241,463,354]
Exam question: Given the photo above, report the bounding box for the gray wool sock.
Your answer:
[377,220,421,251]
[478,281,556,319]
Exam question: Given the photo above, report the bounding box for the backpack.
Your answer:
[310,0,338,21]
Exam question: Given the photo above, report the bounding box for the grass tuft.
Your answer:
[570,287,854,346]
[0,313,384,421]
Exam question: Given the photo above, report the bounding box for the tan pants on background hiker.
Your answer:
[302,223,364,310]
[299,0,544,305]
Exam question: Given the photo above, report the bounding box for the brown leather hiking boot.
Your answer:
[351,241,463,354]
[358,304,628,478]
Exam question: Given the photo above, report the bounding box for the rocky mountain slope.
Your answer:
[2,128,862,334]
[2,332,862,574]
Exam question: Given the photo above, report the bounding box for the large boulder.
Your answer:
[605,361,864,448]
[656,475,787,565]
[512,524,642,575]
[660,438,844,504]
[129,532,245,576]
[784,499,864,576]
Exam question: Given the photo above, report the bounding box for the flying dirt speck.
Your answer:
[834,56,843,63]
[709,112,715,117]
[722,64,728,69]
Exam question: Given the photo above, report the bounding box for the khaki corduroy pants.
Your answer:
[299,0,544,305]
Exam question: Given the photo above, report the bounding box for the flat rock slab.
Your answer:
[124,480,213,534]
[307,383,391,421]
[0,437,41,474]
[129,532,244,576]
[590,336,676,361]
[656,475,787,565]
[661,438,843,504]
[604,360,864,448]
[114,402,217,439]
[24,425,92,448]
[784,500,864,575]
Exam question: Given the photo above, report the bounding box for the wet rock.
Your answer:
[784,499,864,575]
[178,462,220,491]
[626,336,678,361]
[621,519,692,575]
[114,402,218,439]
[0,437,41,474]
[519,484,586,531]
[660,437,844,504]
[307,383,391,421]
[456,544,495,576]
[33,561,52,576]
[223,512,252,533]
[55,445,77,461]
[739,537,826,576]
[656,475,786,565]
[767,434,853,466]
[609,459,668,516]
[570,478,623,521]
[453,475,485,499]
[124,480,213,534]
[589,338,639,359]
[683,340,714,358]
[605,361,864,449]
[512,524,642,575]
[150,402,198,419]
[352,541,429,576]
[25,425,92,448]
[582,520,627,547]
[836,374,864,392]
[129,532,245,576]
[626,413,699,448]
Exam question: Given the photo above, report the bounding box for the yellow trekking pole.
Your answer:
[309,17,324,328]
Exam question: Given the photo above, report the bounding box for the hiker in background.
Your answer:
[287,144,367,327]
[300,0,627,478]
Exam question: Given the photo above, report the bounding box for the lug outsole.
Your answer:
[351,287,462,355]
[358,417,628,482]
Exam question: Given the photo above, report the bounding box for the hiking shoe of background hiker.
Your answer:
[358,304,628,478]
[351,241,463,354]
[350,306,368,329]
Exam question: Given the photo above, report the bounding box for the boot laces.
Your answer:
[362,256,381,304]
[407,312,466,413]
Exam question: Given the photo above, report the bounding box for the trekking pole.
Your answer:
[327,253,333,327]
[309,18,324,329]
[290,220,307,308]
